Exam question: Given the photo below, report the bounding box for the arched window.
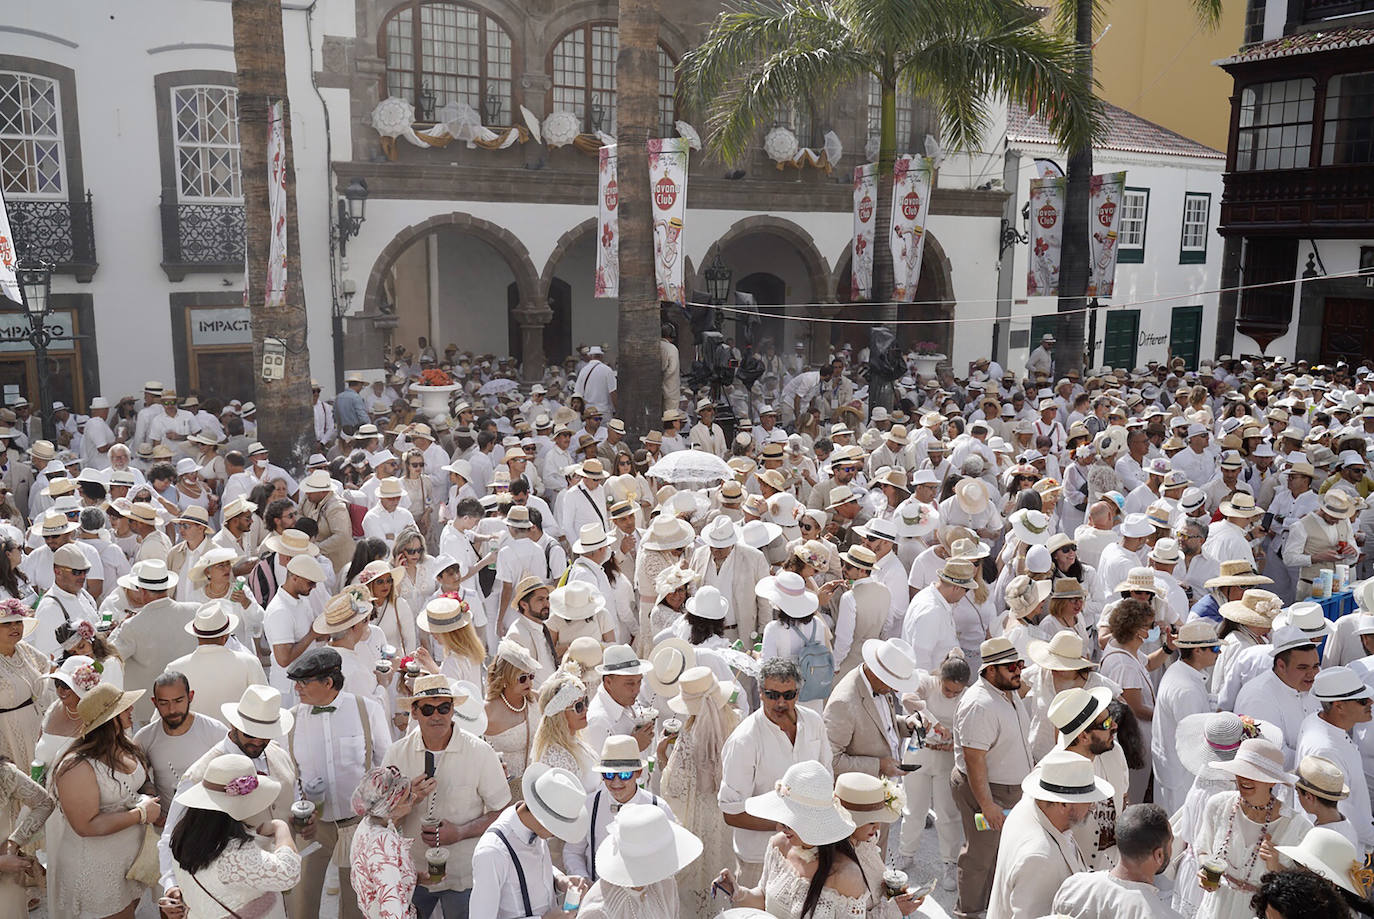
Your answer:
[384,1,513,122]
[0,71,66,198]
[550,24,677,136]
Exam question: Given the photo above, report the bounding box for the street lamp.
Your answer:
[15,256,56,441]
[335,177,368,257]
[482,87,503,126]
[704,253,733,305]
[589,92,605,133]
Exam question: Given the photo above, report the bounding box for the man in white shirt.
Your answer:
[1151,621,1219,815]
[133,382,166,450]
[854,517,910,638]
[574,346,617,416]
[718,657,832,886]
[134,670,229,814]
[688,399,727,457]
[361,476,416,550]
[30,542,100,659]
[1297,667,1374,857]
[167,600,268,719]
[384,674,510,918]
[1026,333,1055,379]
[691,515,771,643]
[284,646,392,919]
[503,577,558,690]
[904,558,974,673]
[1052,803,1183,919]
[80,397,116,470]
[563,735,677,884]
[1204,492,1263,569]
[1170,424,1217,489]
[262,554,328,697]
[585,644,654,754]
[147,391,199,460]
[1235,628,1322,768]
[495,505,547,627]
[311,381,336,451]
[560,459,609,541]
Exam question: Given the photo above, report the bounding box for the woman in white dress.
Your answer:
[0,602,44,769]
[758,573,832,713]
[661,667,741,919]
[33,655,98,771]
[1099,597,1166,803]
[391,526,437,625]
[651,564,694,639]
[0,753,53,915]
[714,759,871,919]
[531,669,598,790]
[169,753,301,919]
[415,594,485,689]
[483,640,540,802]
[836,773,924,919]
[185,546,265,651]
[358,560,419,660]
[1191,738,1311,919]
[49,683,160,919]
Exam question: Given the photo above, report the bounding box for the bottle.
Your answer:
[29,760,45,784]
[563,885,583,911]
[100,610,113,630]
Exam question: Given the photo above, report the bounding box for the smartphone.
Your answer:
[1261,512,1274,531]
[424,751,436,779]
[909,879,937,900]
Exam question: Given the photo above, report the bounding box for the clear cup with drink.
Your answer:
[290,799,315,829]
[425,846,449,885]
[1200,857,1225,891]
[882,868,909,898]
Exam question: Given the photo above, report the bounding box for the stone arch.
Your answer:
[698,215,831,301]
[539,216,598,303]
[827,229,958,357]
[363,211,541,315]
[829,229,956,306]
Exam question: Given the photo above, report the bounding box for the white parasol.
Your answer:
[647,449,734,485]
[478,378,520,396]
[521,105,543,144]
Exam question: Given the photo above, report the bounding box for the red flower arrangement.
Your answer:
[417,368,454,387]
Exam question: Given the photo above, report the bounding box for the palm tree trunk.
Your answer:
[872,71,898,320]
[615,0,664,437]
[232,0,313,471]
[1056,0,1094,375]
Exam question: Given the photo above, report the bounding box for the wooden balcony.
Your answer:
[1219,164,1374,237]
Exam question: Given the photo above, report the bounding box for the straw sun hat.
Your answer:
[745,760,855,846]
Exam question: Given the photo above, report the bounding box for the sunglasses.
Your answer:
[602,771,637,781]
[572,698,588,714]
[402,547,423,556]
[1054,544,1077,553]
[1090,715,1116,732]
[763,688,799,701]
[999,661,1025,673]
[416,702,452,716]
[408,462,424,469]
[517,672,534,684]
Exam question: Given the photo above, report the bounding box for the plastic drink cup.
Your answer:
[29,760,45,784]
[425,846,449,885]
[882,869,909,898]
[375,660,392,675]
[290,800,314,828]
[563,884,582,911]
[1200,858,1224,890]
[663,717,683,736]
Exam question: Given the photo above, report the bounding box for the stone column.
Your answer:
[513,301,554,381]
[810,300,839,366]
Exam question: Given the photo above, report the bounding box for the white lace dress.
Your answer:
[761,841,871,919]
[48,757,149,918]
[175,837,302,919]
[485,705,538,801]
[662,727,735,919]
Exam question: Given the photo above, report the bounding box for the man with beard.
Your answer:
[134,671,229,815]
[1052,804,1182,919]
[503,575,557,689]
[988,748,1113,919]
[155,685,298,912]
[1048,687,1129,871]
[951,637,1036,919]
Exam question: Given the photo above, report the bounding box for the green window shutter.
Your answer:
[1102,310,1139,369]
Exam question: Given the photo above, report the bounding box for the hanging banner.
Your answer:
[266,100,288,309]
[1088,171,1127,299]
[649,137,690,305]
[595,144,618,298]
[0,190,19,305]
[1027,175,1067,297]
[890,154,934,302]
[851,163,877,300]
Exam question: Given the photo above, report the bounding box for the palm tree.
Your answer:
[231,0,313,470]
[615,0,665,436]
[680,0,1101,321]
[1053,0,1221,372]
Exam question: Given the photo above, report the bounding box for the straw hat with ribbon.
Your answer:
[314,588,376,635]
[668,666,735,717]
[77,683,145,736]
[745,761,855,846]
[173,753,283,822]
[1009,509,1051,545]
[262,528,321,558]
[0,597,37,639]
[1210,737,1297,785]
[185,599,240,641]
[1219,589,1283,628]
[1296,755,1350,803]
[646,638,696,698]
[1176,711,1282,777]
[417,596,473,634]
[835,772,905,826]
[755,570,819,618]
[1028,631,1097,672]
[1021,749,1114,804]
[1204,560,1273,589]
[654,564,696,605]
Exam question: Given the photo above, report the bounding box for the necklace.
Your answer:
[62,703,81,722]
[501,692,527,714]
[1217,793,1278,884]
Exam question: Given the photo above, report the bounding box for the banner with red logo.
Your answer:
[266,100,288,309]
[851,163,877,300]
[1027,175,1067,297]
[1087,171,1126,299]
[0,190,19,304]
[649,137,690,305]
[595,144,618,298]
[890,154,934,302]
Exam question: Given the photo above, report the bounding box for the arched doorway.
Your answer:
[831,231,956,358]
[540,219,617,360]
[362,212,541,366]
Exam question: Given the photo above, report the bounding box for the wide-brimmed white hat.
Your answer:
[702,515,739,549]
[954,478,989,515]
[220,684,294,739]
[1009,509,1051,545]
[1176,711,1282,777]
[861,638,922,693]
[756,570,818,618]
[1048,686,1113,747]
[642,516,694,551]
[1276,827,1362,894]
[685,584,729,621]
[596,643,653,677]
[571,523,616,555]
[738,519,782,549]
[42,654,98,697]
[893,498,940,539]
[549,581,607,621]
[1211,737,1297,785]
[745,760,856,846]
[1021,749,1114,803]
[521,763,591,842]
[185,599,240,640]
[646,638,696,697]
[594,802,703,887]
[1028,631,1098,671]
[835,772,904,826]
[174,753,282,822]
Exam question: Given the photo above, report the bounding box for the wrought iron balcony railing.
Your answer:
[9,191,98,282]
[160,197,245,281]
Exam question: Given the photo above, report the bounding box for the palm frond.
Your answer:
[1187,0,1224,29]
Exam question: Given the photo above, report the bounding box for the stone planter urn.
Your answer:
[409,384,459,420]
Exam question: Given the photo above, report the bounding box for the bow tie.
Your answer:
[310,705,336,714]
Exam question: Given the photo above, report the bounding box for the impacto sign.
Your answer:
[190,307,252,347]
[0,311,72,354]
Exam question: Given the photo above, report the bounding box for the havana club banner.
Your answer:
[649,137,690,305]
[266,100,288,309]
[0,189,20,304]
[851,163,877,300]
[1087,171,1127,299]
[890,155,934,302]
[1027,175,1067,297]
[595,144,618,298]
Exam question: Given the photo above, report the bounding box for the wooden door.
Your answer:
[1320,298,1374,365]
[1103,310,1139,369]
[1169,306,1203,370]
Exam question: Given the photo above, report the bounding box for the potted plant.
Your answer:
[910,341,946,378]
[410,368,460,419]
